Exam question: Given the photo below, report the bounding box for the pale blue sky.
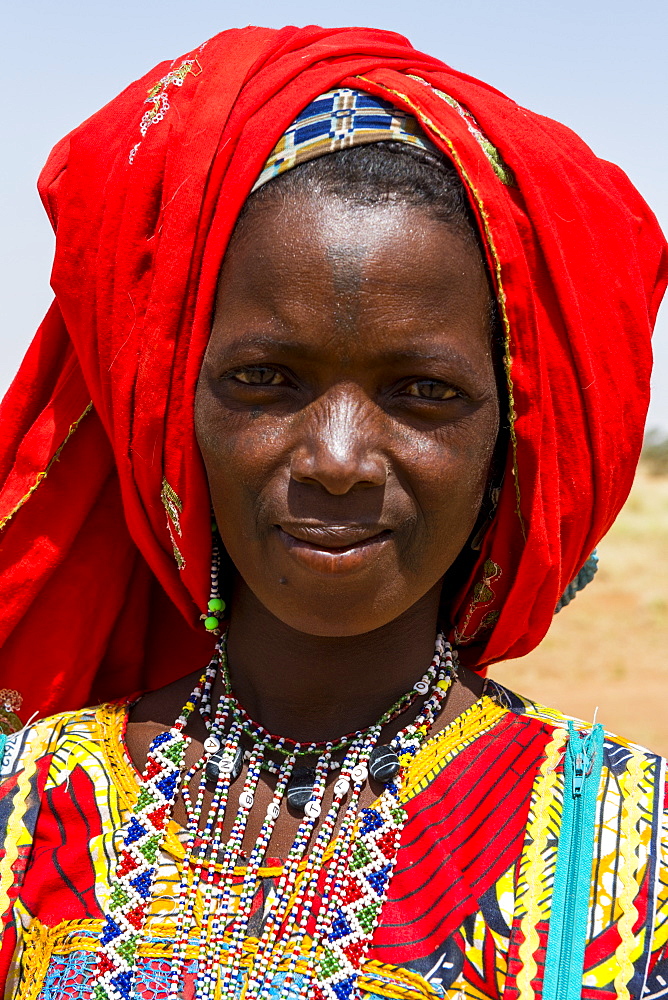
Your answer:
[2,0,666,428]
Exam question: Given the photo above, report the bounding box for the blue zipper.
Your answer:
[542,720,604,1000]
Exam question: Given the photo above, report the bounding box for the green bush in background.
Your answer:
[642,429,668,476]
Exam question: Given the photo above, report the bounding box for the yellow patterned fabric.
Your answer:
[0,685,665,1000]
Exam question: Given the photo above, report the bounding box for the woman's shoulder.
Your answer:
[486,677,666,765]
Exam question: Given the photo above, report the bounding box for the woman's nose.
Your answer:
[289,391,387,495]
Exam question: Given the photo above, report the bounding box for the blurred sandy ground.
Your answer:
[490,465,668,757]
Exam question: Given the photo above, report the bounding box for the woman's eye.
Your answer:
[231,367,286,386]
[404,380,458,400]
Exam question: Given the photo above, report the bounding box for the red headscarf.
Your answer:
[0,26,665,722]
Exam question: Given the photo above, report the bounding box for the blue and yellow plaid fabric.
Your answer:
[253,88,439,192]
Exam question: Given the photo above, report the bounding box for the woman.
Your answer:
[0,24,665,1000]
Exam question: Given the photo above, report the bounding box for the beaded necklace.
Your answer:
[215,635,440,748]
[93,632,457,1000]
[200,631,447,777]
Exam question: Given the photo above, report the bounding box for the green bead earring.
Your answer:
[201,531,226,634]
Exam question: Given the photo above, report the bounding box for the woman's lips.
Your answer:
[275,524,392,574]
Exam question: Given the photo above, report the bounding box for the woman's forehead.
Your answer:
[212,196,493,368]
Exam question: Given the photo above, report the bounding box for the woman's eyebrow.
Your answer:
[377,347,468,364]
[217,334,470,367]
[373,347,484,378]
[214,336,321,360]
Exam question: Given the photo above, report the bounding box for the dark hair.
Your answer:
[239,140,479,236]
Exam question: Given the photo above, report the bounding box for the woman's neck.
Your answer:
[223,579,478,744]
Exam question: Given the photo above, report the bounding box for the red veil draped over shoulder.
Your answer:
[0,27,665,722]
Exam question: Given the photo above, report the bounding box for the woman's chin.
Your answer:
[264,601,410,638]
[227,528,447,637]
[249,575,420,638]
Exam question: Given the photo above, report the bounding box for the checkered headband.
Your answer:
[252,88,439,192]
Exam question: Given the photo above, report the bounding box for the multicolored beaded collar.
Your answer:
[92,630,457,1000]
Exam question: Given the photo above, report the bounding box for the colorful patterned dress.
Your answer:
[0,683,665,1000]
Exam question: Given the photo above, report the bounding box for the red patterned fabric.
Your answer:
[373,712,547,957]
[0,26,665,719]
[1,694,666,997]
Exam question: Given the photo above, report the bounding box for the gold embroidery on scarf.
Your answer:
[160,477,186,569]
[453,559,502,644]
[0,689,23,734]
[129,57,203,164]
[406,75,515,186]
[142,58,202,135]
[354,76,524,535]
[0,402,93,534]
[161,478,183,536]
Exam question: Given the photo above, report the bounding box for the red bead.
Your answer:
[344,940,365,965]
[127,903,146,929]
[144,756,162,780]
[96,952,115,975]
[147,804,169,829]
[340,879,364,905]
[117,850,139,876]
[376,830,397,855]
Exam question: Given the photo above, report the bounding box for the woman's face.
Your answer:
[196,190,499,636]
